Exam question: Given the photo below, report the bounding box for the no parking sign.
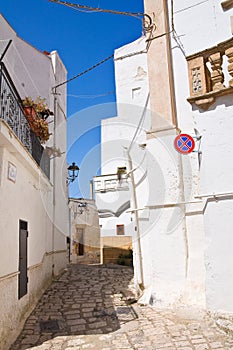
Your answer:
[174,134,195,154]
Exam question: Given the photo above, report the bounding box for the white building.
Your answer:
[96,0,233,315]
[140,0,233,313]
[0,14,69,350]
[69,198,100,264]
[93,37,150,241]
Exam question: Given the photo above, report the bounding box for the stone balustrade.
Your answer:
[187,38,233,109]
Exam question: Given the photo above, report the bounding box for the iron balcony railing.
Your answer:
[0,62,50,179]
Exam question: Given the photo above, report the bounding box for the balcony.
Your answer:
[0,63,50,178]
[186,38,233,110]
[93,173,129,193]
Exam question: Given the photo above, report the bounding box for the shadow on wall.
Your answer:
[192,94,233,113]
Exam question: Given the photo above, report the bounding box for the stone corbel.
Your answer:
[221,0,233,10]
[192,97,216,110]
[187,87,233,110]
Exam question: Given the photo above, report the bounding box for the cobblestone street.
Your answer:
[10,264,233,350]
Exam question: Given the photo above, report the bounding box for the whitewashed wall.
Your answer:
[0,14,68,349]
[49,51,69,260]
[97,37,151,241]
[169,0,233,312]
[98,0,233,313]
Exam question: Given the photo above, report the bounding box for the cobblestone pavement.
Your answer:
[10,264,233,350]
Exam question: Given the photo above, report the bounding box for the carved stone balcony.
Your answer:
[0,62,50,178]
[187,38,233,110]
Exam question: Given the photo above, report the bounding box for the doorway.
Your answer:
[77,227,84,256]
[18,220,28,299]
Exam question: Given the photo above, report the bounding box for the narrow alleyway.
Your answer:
[10,264,233,350]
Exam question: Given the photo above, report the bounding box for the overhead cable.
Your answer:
[48,0,152,30]
[68,91,114,99]
[174,0,210,14]
[52,45,153,91]
[128,93,150,154]
[52,53,114,91]
[171,0,186,56]
[114,49,147,61]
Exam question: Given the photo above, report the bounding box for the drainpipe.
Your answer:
[68,201,72,263]
[52,92,57,277]
[127,151,144,290]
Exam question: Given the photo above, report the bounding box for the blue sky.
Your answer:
[1,0,143,197]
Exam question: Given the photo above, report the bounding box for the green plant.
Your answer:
[117,248,133,266]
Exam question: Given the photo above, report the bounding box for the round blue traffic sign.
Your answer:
[174,134,195,154]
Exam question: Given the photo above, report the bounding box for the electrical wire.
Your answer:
[52,53,114,91]
[128,93,150,154]
[171,0,211,57]
[125,151,147,178]
[171,0,186,56]
[174,0,210,14]
[146,30,173,43]
[114,49,147,61]
[48,0,154,92]
[67,91,114,99]
[49,0,146,19]
[48,0,153,30]
[53,45,154,91]
[3,41,41,96]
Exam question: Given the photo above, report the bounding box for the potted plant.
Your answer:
[34,96,54,119]
[22,96,37,122]
[22,96,54,120]
[22,96,53,143]
[31,119,50,143]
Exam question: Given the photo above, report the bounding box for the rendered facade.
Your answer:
[96,0,233,314]
[0,14,69,350]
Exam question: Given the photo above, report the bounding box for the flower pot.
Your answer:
[23,106,37,123]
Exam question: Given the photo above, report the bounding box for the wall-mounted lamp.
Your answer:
[67,162,79,184]
[78,202,87,214]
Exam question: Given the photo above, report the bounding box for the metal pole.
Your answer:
[52,91,57,277]
[127,150,144,290]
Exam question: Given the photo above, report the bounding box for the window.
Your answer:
[132,87,141,99]
[116,224,125,235]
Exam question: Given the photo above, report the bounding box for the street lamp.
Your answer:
[78,202,87,214]
[67,162,79,184]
